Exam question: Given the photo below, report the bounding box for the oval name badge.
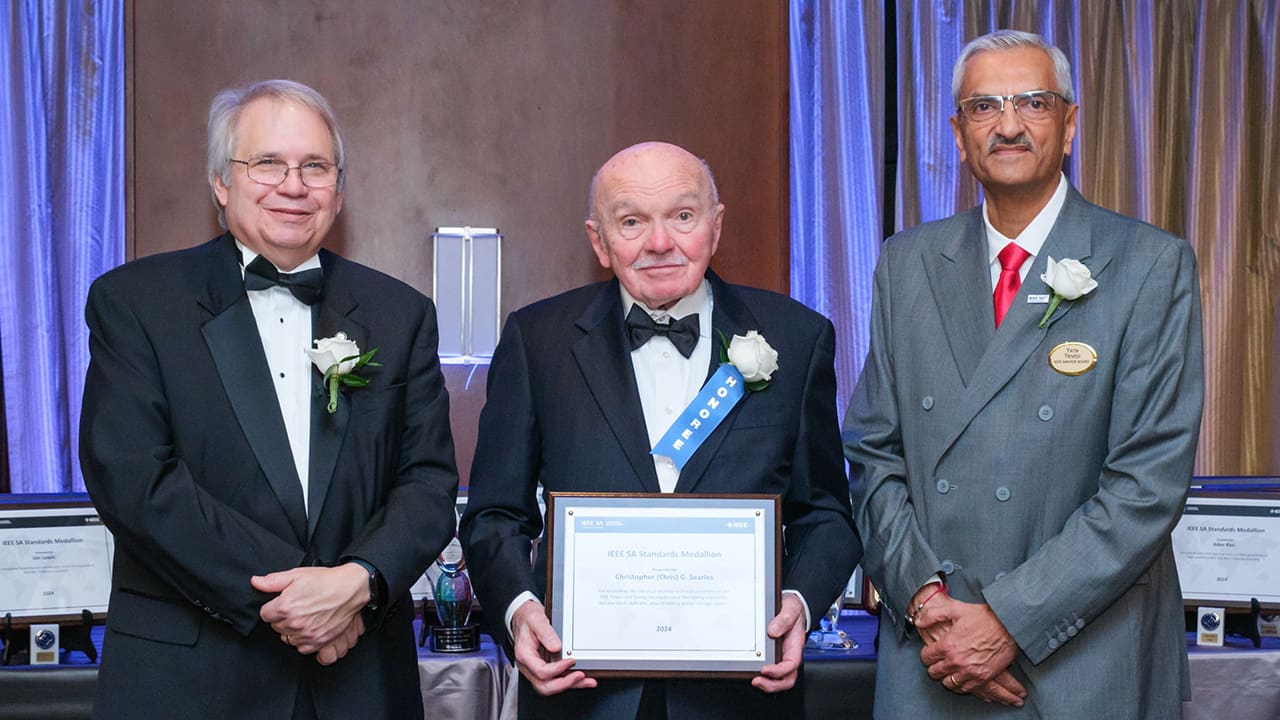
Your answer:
[1048,341,1097,376]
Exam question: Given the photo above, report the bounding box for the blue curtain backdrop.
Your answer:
[789,0,885,417]
[0,1,124,493]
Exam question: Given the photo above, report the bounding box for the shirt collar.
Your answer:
[235,239,322,278]
[619,279,712,339]
[983,173,1069,265]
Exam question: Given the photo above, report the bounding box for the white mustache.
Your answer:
[989,133,1033,152]
[632,253,689,270]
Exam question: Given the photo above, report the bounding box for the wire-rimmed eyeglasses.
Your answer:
[956,90,1069,123]
[230,158,341,188]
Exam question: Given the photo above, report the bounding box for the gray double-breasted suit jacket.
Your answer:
[844,188,1203,719]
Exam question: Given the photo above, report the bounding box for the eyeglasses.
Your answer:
[230,158,341,188]
[956,90,1068,123]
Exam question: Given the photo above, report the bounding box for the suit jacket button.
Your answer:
[995,486,1011,502]
[1066,625,1078,637]
[936,479,951,494]
[1075,618,1086,630]
[1058,631,1068,643]
[921,395,934,411]
[1038,404,1054,421]
[1048,637,1060,650]
[940,559,955,574]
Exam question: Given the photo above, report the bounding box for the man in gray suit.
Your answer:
[843,30,1203,718]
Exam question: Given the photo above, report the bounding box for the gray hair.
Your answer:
[586,155,720,222]
[207,79,346,227]
[951,30,1075,108]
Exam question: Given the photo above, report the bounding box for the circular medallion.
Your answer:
[1199,611,1221,632]
[34,629,56,650]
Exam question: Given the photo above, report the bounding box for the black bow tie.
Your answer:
[625,304,700,358]
[244,254,323,305]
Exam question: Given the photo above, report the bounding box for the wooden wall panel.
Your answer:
[127,0,788,483]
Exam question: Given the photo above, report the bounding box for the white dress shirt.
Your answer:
[237,241,318,514]
[983,173,1069,289]
[621,281,713,493]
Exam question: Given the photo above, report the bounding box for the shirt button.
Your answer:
[995,486,1011,502]
[666,460,675,469]
[936,479,951,494]
[662,351,670,359]
[940,560,955,574]
[1038,404,1054,421]
[664,407,673,415]
[921,395,934,411]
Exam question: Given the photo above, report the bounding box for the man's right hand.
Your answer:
[914,595,1025,707]
[511,600,598,696]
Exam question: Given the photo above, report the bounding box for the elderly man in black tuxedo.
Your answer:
[80,79,459,719]
[460,141,861,719]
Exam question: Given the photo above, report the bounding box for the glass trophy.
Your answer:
[430,537,480,652]
[806,593,856,650]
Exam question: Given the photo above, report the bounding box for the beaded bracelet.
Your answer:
[906,584,947,625]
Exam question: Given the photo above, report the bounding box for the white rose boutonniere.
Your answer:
[306,332,381,413]
[1038,257,1098,328]
[719,330,779,392]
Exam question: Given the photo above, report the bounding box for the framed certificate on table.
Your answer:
[0,495,114,624]
[1172,480,1280,609]
[545,492,780,678]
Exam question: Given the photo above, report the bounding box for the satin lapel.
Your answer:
[924,210,994,387]
[199,238,307,544]
[674,273,758,494]
[305,253,366,540]
[572,281,661,493]
[933,190,1114,468]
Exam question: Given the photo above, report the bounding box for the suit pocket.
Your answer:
[353,381,407,417]
[107,589,201,646]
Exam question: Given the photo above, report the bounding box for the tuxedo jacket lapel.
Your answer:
[572,281,661,493]
[306,253,365,539]
[674,272,758,494]
[199,237,308,544]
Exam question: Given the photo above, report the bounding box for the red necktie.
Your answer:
[993,242,1031,327]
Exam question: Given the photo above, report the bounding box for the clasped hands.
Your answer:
[509,593,810,696]
[250,563,370,666]
[910,588,1026,707]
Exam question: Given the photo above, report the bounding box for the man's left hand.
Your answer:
[252,564,369,655]
[914,596,1018,694]
[752,593,807,693]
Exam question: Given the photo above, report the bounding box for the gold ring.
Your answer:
[948,674,958,688]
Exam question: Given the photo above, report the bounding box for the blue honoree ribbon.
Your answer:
[652,364,746,470]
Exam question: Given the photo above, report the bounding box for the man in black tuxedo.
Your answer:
[459,142,860,719]
[79,79,459,719]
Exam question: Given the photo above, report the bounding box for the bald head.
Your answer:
[584,142,725,309]
[587,142,719,223]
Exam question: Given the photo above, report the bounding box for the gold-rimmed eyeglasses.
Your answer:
[230,158,341,188]
[956,90,1069,123]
